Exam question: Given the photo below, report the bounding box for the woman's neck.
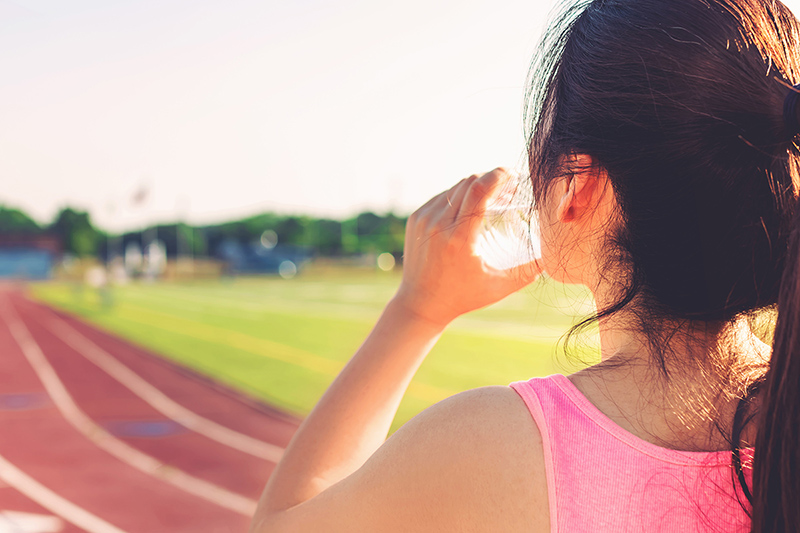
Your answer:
[571,290,769,452]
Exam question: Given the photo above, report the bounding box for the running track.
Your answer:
[0,288,301,532]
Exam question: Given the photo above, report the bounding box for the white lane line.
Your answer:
[0,451,128,533]
[1,510,63,533]
[1,303,258,517]
[40,312,284,463]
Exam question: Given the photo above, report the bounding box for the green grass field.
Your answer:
[31,265,599,432]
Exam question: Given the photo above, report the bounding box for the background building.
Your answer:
[0,235,61,280]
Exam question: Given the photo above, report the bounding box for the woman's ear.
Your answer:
[555,176,575,222]
[555,154,605,223]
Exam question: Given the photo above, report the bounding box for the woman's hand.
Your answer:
[394,168,541,328]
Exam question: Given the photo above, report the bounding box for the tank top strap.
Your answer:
[509,374,752,533]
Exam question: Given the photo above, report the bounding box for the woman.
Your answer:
[250,0,800,531]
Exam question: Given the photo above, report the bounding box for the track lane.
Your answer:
[0,289,303,532]
[41,312,284,461]
[3,300,259,515]
[0,485,82,533]
[11,300,273,499]
[0,450,126,533]
[16,295,299,448]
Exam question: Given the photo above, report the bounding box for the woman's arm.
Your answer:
[255,297,447,517]
[250,169,541,532]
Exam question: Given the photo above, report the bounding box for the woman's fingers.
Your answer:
[445,174,479,221]
[462,168,509,217]
[409,169,513,243]
[454,168,512,232]
[410,175,476,232]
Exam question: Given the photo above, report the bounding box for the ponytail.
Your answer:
[751,156,800,532]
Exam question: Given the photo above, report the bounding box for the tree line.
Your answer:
[0,205,407,259]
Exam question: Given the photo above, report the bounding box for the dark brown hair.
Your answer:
[525,0,800,530]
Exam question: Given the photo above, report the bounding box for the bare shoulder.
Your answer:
[404,385,545,467]
[362,385,550,532]
[264,386,550,533]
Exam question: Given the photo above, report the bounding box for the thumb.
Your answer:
[504,259,543,289]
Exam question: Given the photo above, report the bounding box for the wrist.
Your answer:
[386,291,455,333]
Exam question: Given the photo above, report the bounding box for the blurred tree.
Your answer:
[382,213,406,256]
[116,211,407,260]
[275,217,308,245]
[49,208,103,257]
[356,212,383,238]
[177,223,205,256]
[341,211,406,255]
[311,218,342,255]
[0,205,41,234]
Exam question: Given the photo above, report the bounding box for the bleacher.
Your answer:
[0,236,60,280]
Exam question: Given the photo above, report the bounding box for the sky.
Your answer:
[3,0,800,233]
[0,0,552,232]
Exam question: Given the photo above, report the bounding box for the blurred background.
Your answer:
[1,0,787,531]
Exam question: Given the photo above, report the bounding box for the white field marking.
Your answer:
[0,454,127,533]
[0,510,63,533]
[1,303,258,517]
[40,312,284,463]
[125,284,572,342]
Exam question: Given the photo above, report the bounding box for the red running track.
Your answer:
[0,289,302,532]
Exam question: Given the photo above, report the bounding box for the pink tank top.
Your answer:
[509,374,752,532]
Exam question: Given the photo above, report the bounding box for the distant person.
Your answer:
[250,0,799,531]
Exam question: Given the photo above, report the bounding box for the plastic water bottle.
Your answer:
[474,176,541,271]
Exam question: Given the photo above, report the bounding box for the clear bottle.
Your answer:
[474,174,541,271]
